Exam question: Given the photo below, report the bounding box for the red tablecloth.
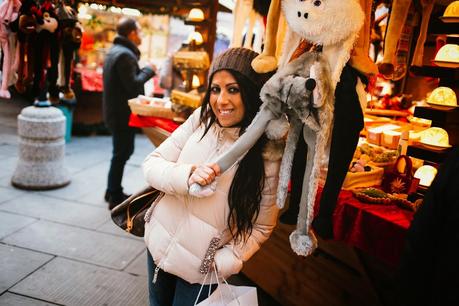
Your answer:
[316,188,414,267]
[129,113,180,133]
[77,68,104,92]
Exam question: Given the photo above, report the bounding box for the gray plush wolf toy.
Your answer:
[191,0,367,256]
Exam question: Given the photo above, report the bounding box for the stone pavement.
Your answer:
[0,96,281,306]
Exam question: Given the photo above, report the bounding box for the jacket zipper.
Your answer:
[152,196,188,284]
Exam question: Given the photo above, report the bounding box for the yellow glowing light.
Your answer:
[414,165,438,187]
[435,44,459,63]
[427,87,457,107]
[192,75,200,88]
[188,31,203,45]
[187,8,205,22]
[444,1,459,17]
[420,127,451,148]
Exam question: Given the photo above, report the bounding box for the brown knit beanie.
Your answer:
[209,48,271,90]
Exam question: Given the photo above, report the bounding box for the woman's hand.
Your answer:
[188,163,221,187]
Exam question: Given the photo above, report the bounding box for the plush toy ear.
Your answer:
[251,0,280,73]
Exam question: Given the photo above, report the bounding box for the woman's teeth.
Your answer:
[219,109,233,115]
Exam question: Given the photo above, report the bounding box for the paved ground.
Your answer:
[0,94,280,306]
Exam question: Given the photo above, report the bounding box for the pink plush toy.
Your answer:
[0,0,21,99]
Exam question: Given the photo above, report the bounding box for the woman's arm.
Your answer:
[213,155,281,278]
[142,108,201,195]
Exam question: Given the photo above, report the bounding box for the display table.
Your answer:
[321,188,414,267]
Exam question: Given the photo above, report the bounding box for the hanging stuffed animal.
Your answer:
[32,0,59,102]
[190,0,368,256]
[14,0,39,94]
[56,0,81,101]
[379,0,454,77]
[0,0,22,99]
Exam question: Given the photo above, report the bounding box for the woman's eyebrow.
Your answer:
[225,82,238,86]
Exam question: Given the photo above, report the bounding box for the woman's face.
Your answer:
[209,70,245,127]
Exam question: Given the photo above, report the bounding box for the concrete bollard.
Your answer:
[12,104,70,190]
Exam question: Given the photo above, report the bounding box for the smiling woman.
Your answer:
[141,47,280,306]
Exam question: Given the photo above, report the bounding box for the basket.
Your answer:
[342,166,384,190]
[171,90,202,108]
[128,98,176,119]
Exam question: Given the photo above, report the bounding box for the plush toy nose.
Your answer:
[297,11,308,19]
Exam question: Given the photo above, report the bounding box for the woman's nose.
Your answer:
[217,90,230,104]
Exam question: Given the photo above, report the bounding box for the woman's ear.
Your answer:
[251,0,281,73]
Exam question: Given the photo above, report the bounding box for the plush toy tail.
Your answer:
[251,0,280,73]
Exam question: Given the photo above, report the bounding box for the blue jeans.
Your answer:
[147,250,217,306]
[107,128,135,196]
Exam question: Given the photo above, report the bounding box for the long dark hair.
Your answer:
[199,70,267,244]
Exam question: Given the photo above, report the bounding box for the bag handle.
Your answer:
[193,263,241,306]
[393,155,413,178]
[213,263,241,306]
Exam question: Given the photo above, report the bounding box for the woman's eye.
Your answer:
[228,87,240,94]
[313,0,321,6]
[210,86,220,93]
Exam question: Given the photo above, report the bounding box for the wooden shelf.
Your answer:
[410,65,459,78]
[407,145,452,164]
[414,106,459,123]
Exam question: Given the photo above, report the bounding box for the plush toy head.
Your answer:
[282,0,364,46]
[252,0,366,74]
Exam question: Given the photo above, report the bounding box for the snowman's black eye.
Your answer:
[313,0,321,6]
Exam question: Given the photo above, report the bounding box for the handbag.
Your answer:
[381,155,419,194]
[110,186,163,237]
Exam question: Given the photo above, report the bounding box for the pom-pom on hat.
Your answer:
[209,48,272,90]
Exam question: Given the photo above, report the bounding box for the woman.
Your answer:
[142,48,282,306]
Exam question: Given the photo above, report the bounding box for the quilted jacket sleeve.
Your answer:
[214,153,281,278]
[142,108,201,195]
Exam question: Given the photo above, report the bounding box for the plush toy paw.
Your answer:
[266,115,289,140]
[378,63,395,79]
[289,229,318,256]
[189,181,217,198]
[0,89,11,99]
[251,54,278,73]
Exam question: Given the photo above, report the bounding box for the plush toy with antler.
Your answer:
[190,0,373,256]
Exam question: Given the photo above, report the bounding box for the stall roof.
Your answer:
[80,0,232,16]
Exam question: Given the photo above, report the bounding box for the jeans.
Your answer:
[107,128,136,196]
[147,250,217,306]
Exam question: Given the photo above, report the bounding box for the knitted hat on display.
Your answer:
[209,48,271,90]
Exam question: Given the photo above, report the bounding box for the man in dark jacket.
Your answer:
[103,18,156,209]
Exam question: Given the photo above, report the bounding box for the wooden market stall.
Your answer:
[131,1,459,305]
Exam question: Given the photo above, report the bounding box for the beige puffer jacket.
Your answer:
[143,108,281,284]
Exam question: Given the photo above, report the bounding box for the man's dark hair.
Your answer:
[117,18,138,37]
